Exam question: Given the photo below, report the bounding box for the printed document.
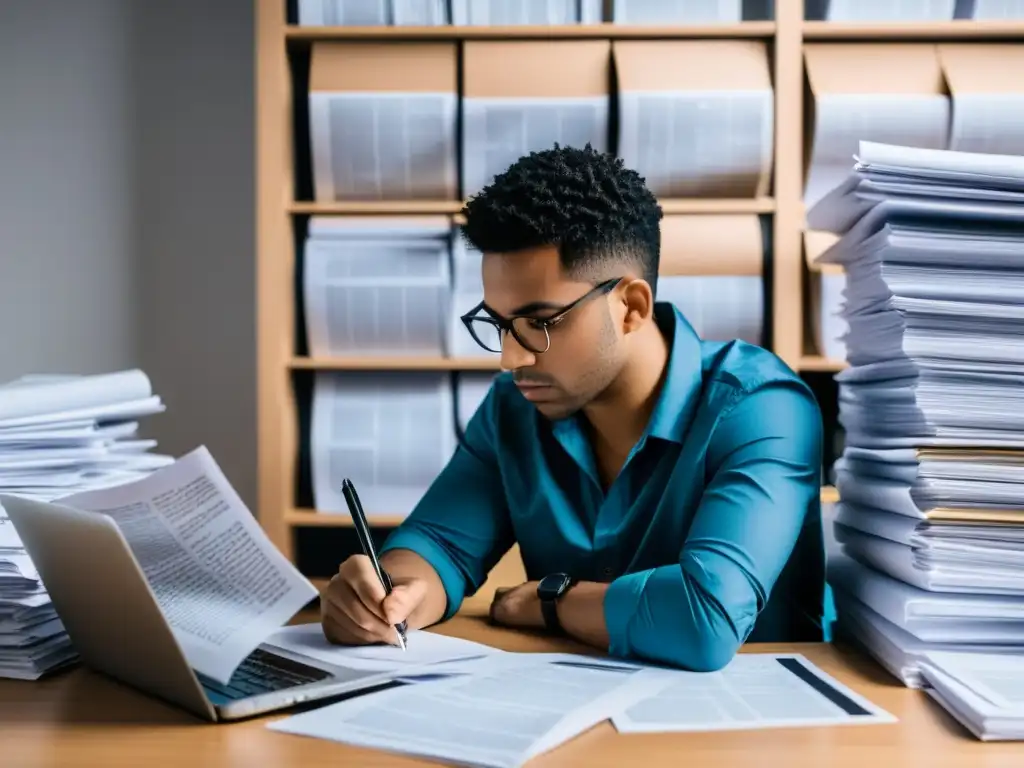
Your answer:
[54,446,319,684]
[611,654,896,733]
[268,654,641,768]
[264,622,500,673]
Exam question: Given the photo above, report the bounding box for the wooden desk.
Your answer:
[3,606,1023,768]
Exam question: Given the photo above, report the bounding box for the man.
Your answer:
[321,144,825,672]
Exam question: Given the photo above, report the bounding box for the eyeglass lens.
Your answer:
[464,316,550,354]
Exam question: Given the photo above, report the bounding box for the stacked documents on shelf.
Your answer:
[297,0,449,25]
[806,0,956,21]
[448,238,493,358]
[303,216,453,357]
[918,651,1024,740]
[454,372,499,435]
[614,40,774,198]
[310,372,456,518]
[807,141,1024,719]
[955,0,1024,19]
[307,41,457,201]
[610,0,746,23]
[452,0,602,24]
[0,369,171,679]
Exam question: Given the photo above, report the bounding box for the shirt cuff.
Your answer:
[603,569,654,658]
[379,527,467,621]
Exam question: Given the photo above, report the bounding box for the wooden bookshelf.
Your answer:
[284,22,778,40]
[256,0,1022,577]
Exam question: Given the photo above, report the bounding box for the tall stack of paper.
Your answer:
[451,0,603,24]
[806,140,1024,696]
[297,0,449,25]
[308,42,458,201]
[941,45,1024,158]
[656,215,764,344]
[804,230,847,361]
[955,0,1024,18]
[310,372,456,518]
[461,41,610,199]
[302,216,453,358]
[0,369,171,679]
[614,40,773,199]
[803,45,951,208]
[806,0,955,20]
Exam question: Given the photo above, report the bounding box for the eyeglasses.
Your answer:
[460,278,622,355]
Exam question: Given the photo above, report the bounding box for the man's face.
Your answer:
[479,245,625,420]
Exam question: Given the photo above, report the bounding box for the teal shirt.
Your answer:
[380,303,826,671]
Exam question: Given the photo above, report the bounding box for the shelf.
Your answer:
[286,509,406,527]
[290,356,500,371]
[289,198,775,216]
[802,20,1024,40]
[287,486,840,528]
[798,355,848,373]
[285,22,777,41]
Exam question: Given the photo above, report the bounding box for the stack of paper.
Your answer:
[806,140,1024,696]
[806,0,956,21]
[955,0,1024,19]
[451,0,602,24]
[310,371,457,518]
[918,651,1024,740]
[302,216,453,358]
[610,0,744,23]
[0,369,171,679]
[296,0,450,25]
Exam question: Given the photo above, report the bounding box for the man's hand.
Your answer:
[488,581,543,629]
[321,554,429,646]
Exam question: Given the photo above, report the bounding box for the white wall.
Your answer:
[0,0,257,510]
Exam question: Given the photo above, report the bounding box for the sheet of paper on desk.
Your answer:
[611,654,896,734]
[919,652,1024,740]
[267,654,642,768]
[263,622,501,673]
[53,446,319,685]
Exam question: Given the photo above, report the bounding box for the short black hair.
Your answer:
[460,144,663,294]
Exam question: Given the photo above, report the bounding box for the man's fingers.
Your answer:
[339,556,388,621]
[321,576,393,644]
[382,579,426,626]
[322,609,379,646]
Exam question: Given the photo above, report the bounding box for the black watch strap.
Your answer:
[538,573,577,635]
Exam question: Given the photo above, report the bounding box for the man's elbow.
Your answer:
[683,627,743,672]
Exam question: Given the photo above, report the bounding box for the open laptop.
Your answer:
[1,494,401,722]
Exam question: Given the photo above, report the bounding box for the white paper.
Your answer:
[612,0,742,22]
[268,655,641,768]
[950,93,1024,158]
[612,653,896,733]
[806,0,955,20]
[55,446,318,684]
[451,0,580,24]
[302,217,452,357]
[264,622,500,672]
[461,96,609,199]
[455,373,498,433]
[805,94,950,208]
[448,238,493,358]
[618,90,773,198]
[297,0,388,25]
[919,652,1024,740]
[310,372,456,516]
[0,370,153,422]
[658,276,763,345]
[957,0,1024,19]
[309,92,458,201]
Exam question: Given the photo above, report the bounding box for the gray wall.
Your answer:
[0,0,257,511]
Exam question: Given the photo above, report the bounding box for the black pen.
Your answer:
[341,478,408,651]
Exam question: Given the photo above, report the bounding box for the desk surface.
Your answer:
[3,607,1023,768]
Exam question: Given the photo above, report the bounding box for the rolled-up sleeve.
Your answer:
[603,381,823,671]
[379,385,514,620]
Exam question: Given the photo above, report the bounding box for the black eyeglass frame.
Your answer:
[459,277,622,355]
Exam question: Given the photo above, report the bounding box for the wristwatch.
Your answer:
[537,573,578,635]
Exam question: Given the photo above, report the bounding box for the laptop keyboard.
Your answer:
[198,648,332,702]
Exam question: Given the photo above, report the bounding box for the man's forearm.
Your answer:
[380,548,448,629]
[557,581,612,650]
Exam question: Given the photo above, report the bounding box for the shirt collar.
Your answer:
[551,302,703,449]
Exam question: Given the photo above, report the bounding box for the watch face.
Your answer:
[538,573,572,599]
